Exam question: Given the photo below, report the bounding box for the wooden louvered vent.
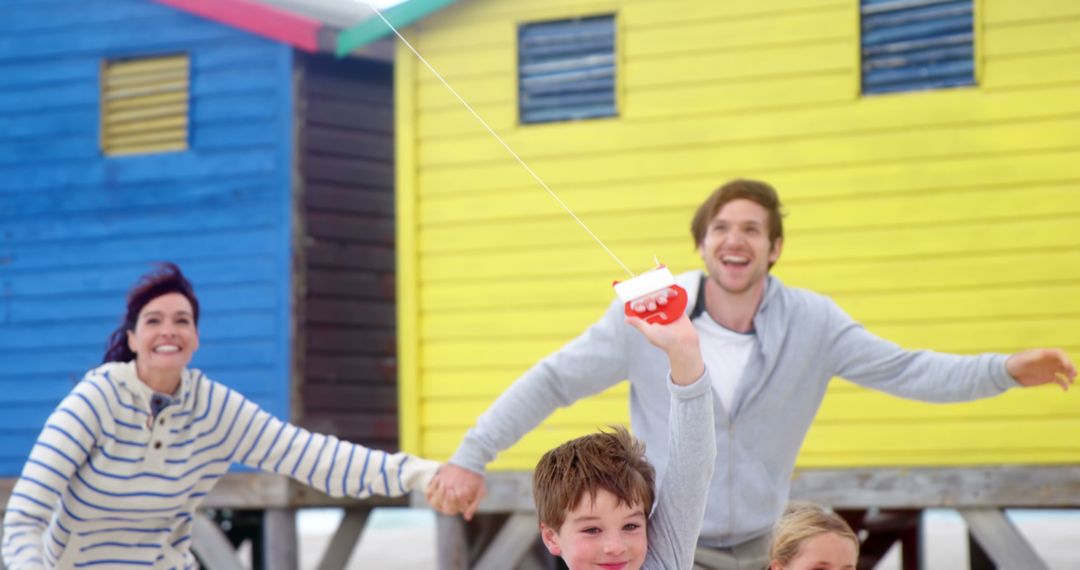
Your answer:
[861,0,976,95]
[518,15,616,124]
[101,54,190,156]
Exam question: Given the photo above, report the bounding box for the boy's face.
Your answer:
[540,489,648,570]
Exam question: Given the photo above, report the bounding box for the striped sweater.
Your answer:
[2,361,439,569]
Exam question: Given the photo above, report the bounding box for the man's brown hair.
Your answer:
[532,426,656,530]
[690,179,785,248]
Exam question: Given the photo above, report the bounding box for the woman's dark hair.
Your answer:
[103,262,200,363]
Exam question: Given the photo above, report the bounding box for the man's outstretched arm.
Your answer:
[428,299,633,519]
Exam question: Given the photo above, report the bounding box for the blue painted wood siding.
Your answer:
[861,0,975,94]
[518,15,617,124]
[0,0,294,476]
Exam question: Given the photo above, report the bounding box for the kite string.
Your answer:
[364,3,636,278]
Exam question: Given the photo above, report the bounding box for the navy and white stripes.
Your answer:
[2,361,438,569]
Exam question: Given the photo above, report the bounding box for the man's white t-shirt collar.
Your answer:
[694,310,756,418]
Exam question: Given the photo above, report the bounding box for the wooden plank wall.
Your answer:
[0,0,295,475]
[397,0,1080,469]
[296,54,399,451]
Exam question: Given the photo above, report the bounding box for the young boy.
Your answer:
[533,312,716,570]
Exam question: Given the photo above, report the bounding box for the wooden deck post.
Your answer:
[263,508,299,570]
[192,512,246,570]
[472,512,541,570]
[315,507,372,570]
[959,508,1050,570]
[436,513,470,570]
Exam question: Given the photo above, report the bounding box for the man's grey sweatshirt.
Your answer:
[451,272,1018,547]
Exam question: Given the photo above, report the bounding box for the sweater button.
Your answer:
[154,441,163,450]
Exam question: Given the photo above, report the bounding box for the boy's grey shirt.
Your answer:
[645,370,716,569]
[452,272,1018,547]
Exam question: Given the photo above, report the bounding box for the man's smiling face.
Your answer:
[699,198,782,295]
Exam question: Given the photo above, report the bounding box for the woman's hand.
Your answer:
[1005,348,1076,390]
[425,464,487,520]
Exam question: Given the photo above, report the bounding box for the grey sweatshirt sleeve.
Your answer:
[823,298,1018,401]
[450,299,631,472]
[643,369,716,570]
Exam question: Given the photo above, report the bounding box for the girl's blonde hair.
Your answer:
[770,502,860,565]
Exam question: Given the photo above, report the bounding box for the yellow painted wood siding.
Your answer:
[397,0,1080,469]
[100,54,190,156]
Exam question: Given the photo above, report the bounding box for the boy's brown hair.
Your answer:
[690,179,785,249]
[533,426,656,530]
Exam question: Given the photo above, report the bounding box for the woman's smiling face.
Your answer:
[127,292,199,379]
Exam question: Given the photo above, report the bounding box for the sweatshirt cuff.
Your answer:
[668,367,712,399]
[403,457,442,493]
[990,353,1021,391]
[448,443,489,475]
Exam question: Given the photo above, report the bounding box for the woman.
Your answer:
[769,502,859,570]
[2,263,439,569]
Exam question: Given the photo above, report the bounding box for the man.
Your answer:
[427,179,1076,570]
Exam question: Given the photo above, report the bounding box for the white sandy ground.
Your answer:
[273,508,1080,570]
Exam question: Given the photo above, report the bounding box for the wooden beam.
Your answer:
[436,513,470,570]
[336,0,458,56]
[315,508,372,570]
[473,513,540,570]
[394,31,422,457]
[288,478,409,509]
[470,472,538,513]
[0,472,409,510]
[789,466,1080,508]
[6,466,1079,513]
[197,472,292,509]
[264,508,299,570]
[959,508,1050,570]
[435,467,1080,513]
[152,0,324,52]
[192,512,246,570]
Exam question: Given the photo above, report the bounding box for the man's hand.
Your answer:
[1005,348,1076,390]
[425,463,487,520]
